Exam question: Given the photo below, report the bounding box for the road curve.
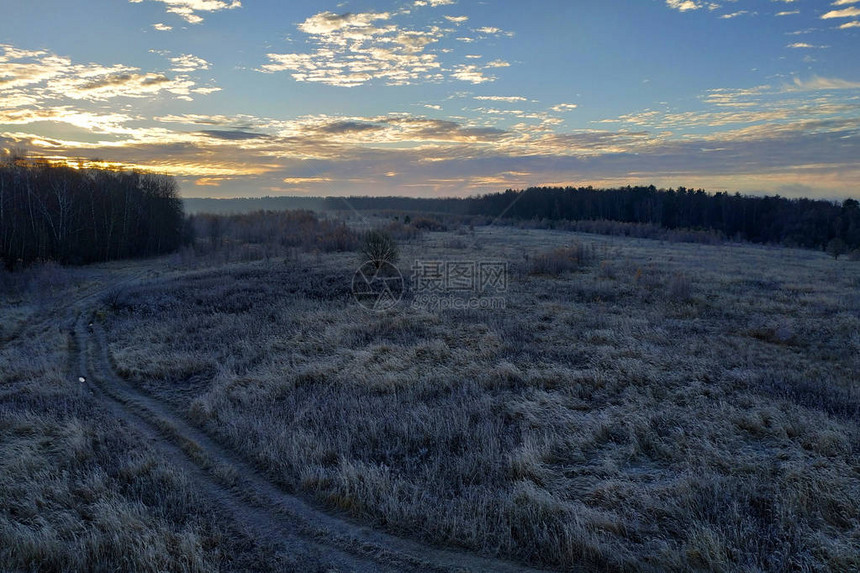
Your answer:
[72,310,555,573]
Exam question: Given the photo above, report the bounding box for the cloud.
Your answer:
[260,11,442,86]
[473,26,514,37]
[663,0,860,35]
[664,0,812,24]
[297,11,392,36]
[6,102,859,198]
[57,70,198,101]
[0,46,70,93]
[261,9,509,87]
[69,73,178,98]
[0,107,136,134]
[169,54,210,72]
[0,44,209,105]
[192,86,221,95]
[474,96,527,102]
[194,177,229,186]
[9,63,854,190]
[155,113,264,126]
[273,118,859,198]
[152,23,173,31]
[281,176,333,184]
[596,75,860,152]
[316,120,384,134]
[703,85,771,107]
[199,129,267,140]
[786,42,829,48]
[269,114,510,145]
[451,65,493,84]
[665,0,705,12]
[788,76,860,90]
[129,0,242,24]
[5,22,858,201]
[822,7,860,19]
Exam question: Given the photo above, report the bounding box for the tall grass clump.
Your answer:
[525,243,594,276]
[667,271,693,302]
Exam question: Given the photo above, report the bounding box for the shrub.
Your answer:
[316,224,361,252]
[359,230,399,269]
[525,243,594,277]
[1,261,71,299]
[382,221,421,241]
[188,210,360,258]
[826,238,848,260]
[598,260,619,280]
[667,272,693,302]
[103,286,131,312]
[411,216,446,231]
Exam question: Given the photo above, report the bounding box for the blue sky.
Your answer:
[1,0,859,198]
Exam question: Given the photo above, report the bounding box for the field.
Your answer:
[0,262,374,572]
[2,225,859,572]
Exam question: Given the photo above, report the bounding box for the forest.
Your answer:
[320,186,860,253]
[4,159,859,270]
[0,159,185,269]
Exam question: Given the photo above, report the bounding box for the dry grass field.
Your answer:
[0,263,372,572]
[62,225,859,571]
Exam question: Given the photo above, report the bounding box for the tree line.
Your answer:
[1,158,185,269]
[190,210,359,253]
[319,186,860,253]
[470,186,860,251]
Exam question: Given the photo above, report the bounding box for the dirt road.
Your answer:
[66,267,551,572]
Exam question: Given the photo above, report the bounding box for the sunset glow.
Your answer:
[2,0,859,198]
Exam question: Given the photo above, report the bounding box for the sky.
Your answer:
[1,0,859,199]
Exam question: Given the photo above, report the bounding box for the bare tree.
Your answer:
[360,229,399,269]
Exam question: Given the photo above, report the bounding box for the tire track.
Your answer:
[75,313,553,573]
[3,267,151,345]
[72,313,415,573]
